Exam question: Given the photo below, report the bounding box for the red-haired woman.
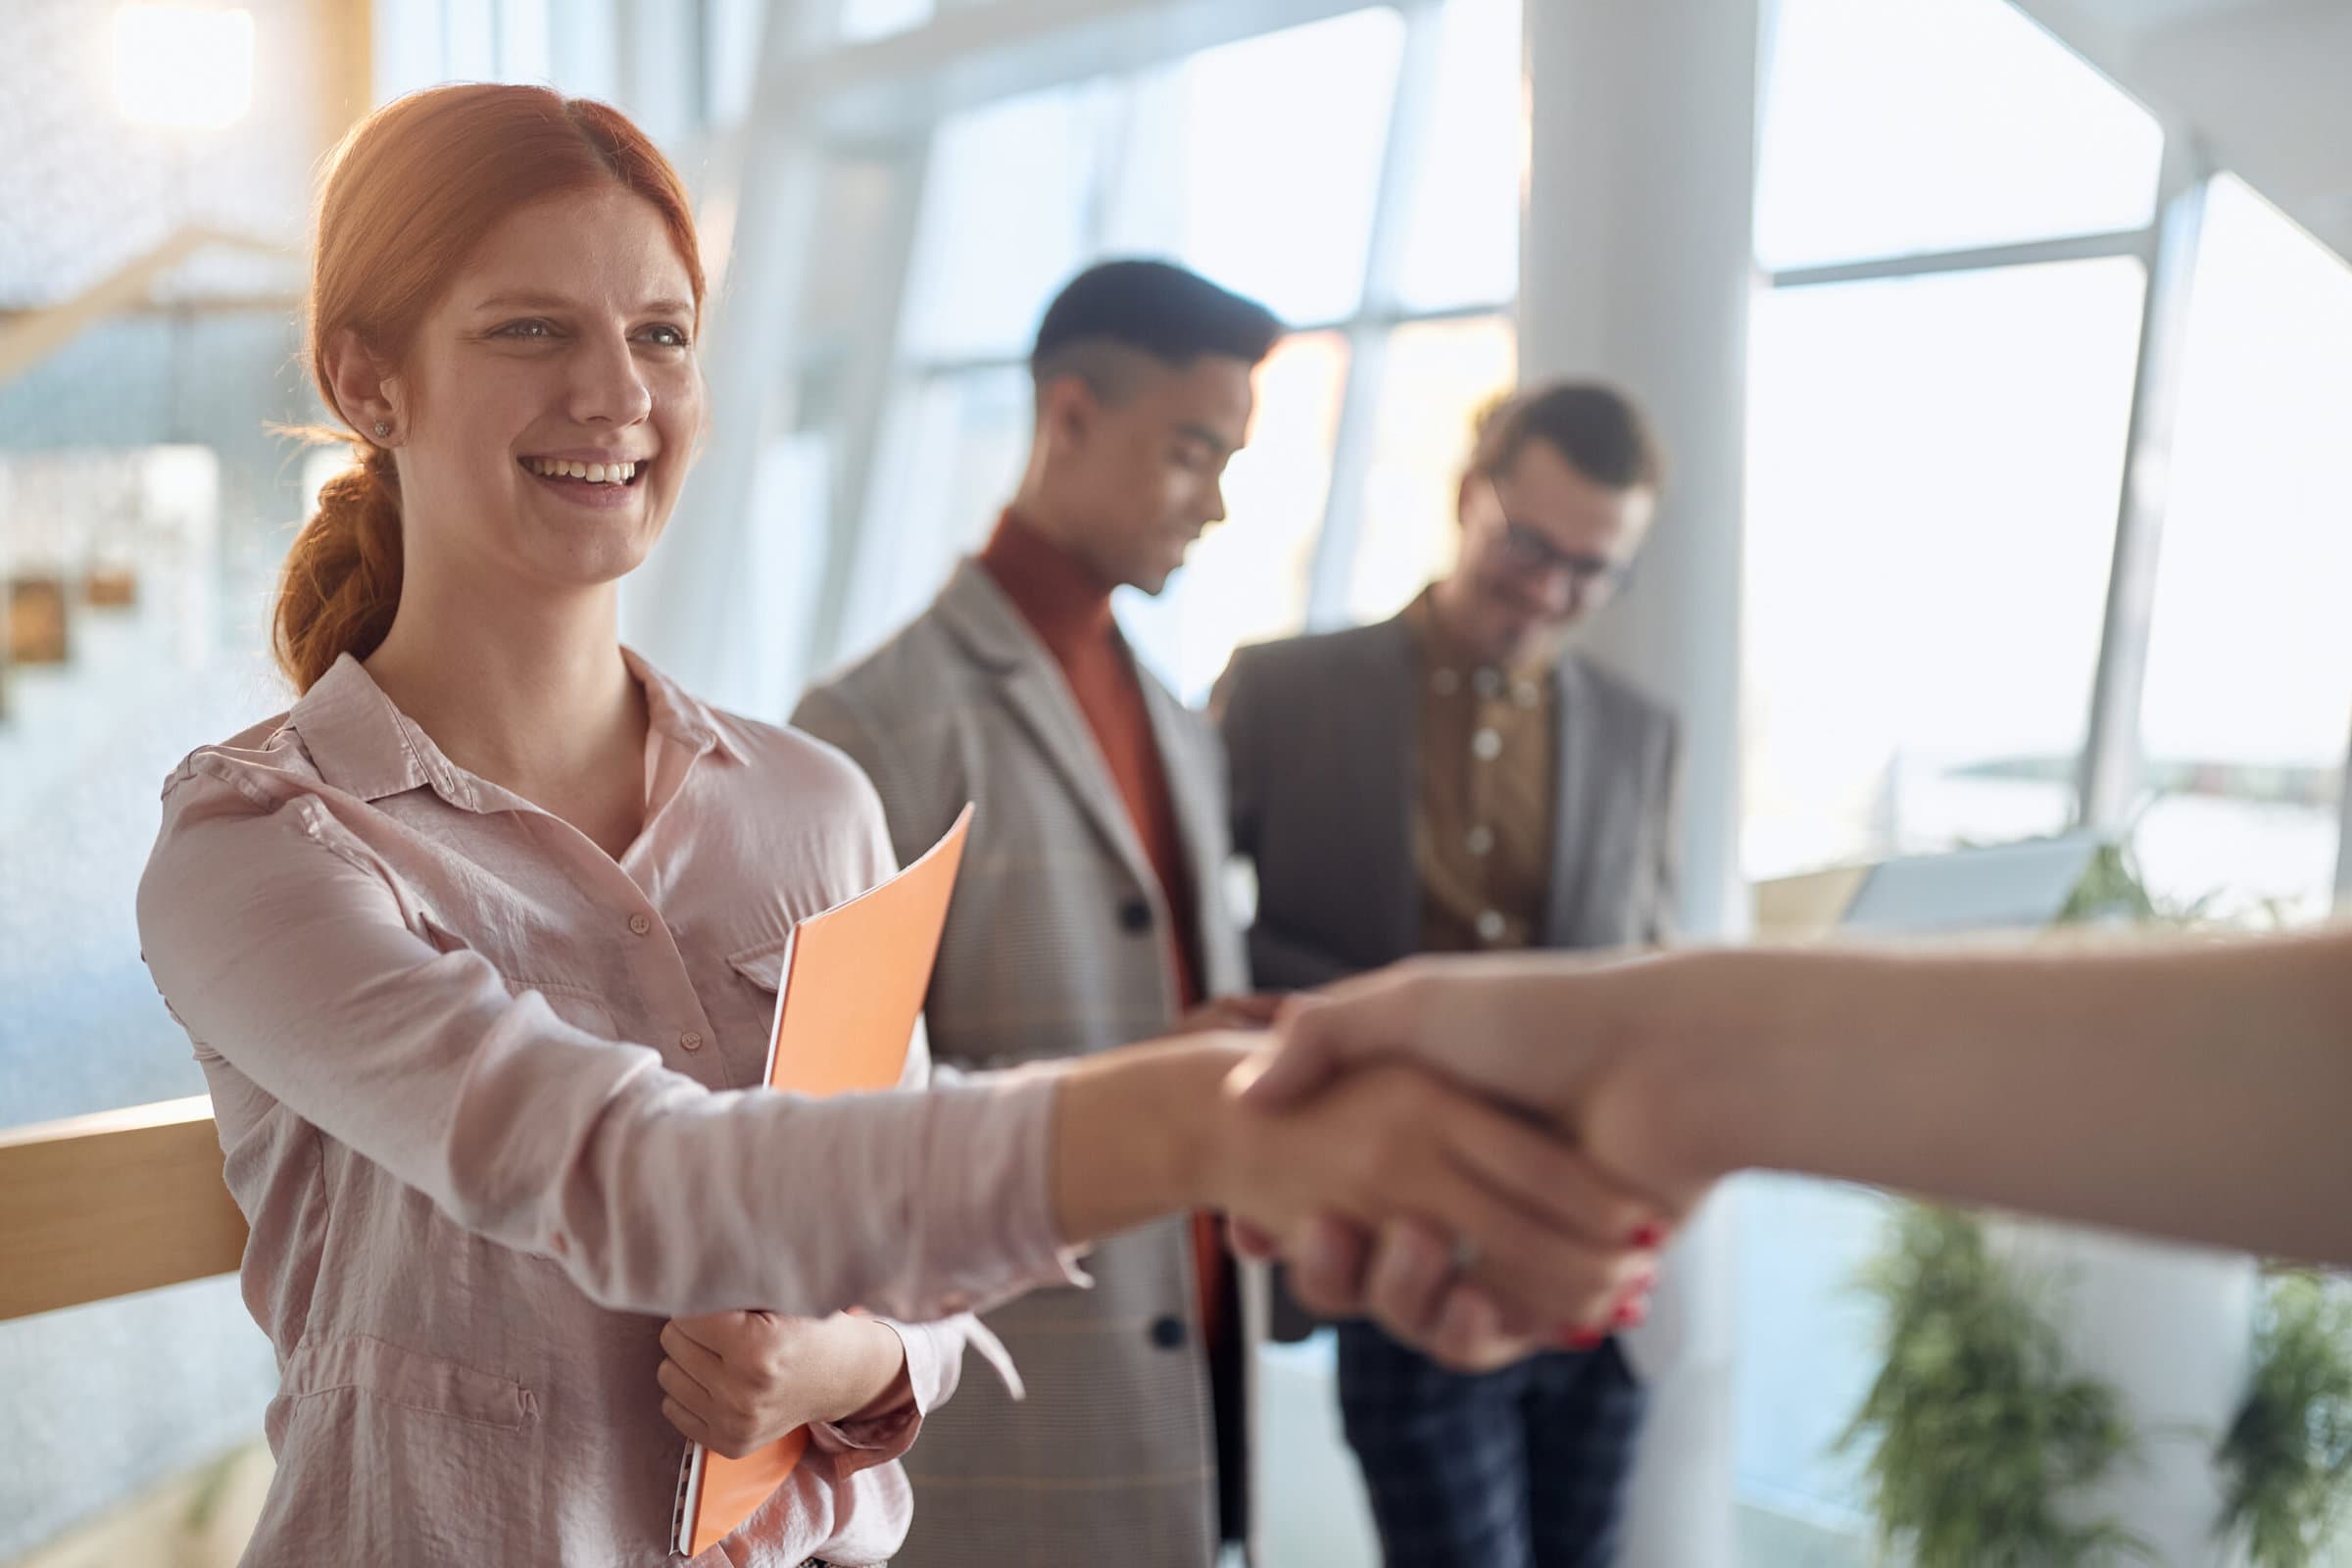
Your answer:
[134,85,1656,1564]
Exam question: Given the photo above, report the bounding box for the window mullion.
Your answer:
[2076,128,2213,832]
[1303,0,1446,630]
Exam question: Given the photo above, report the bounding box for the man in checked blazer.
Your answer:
[1214,383,1680,1567]
[792,261,1282,1566]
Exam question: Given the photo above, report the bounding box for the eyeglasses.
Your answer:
[1480,474,1638,592]
[1494,517,1637,594]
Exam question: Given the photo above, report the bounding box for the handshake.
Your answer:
[1158,950,1715,1374]
[670,922,2350,1450]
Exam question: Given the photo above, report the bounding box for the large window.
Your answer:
[1743,257,2144,878]
[1742,0,2187,884]
[2131,175,2352,921]
[1755,0,2163,270]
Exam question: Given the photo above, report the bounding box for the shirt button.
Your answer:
[1472,667,1502,698]
[1148,1314,1188,1350]
[1431,668,1460,697]
[627,912,652,936]
[679,1030,703,1052]
[1472,727,1503,761]
[1466,825,1495,858]
[1476,909,1507,943]
[1118,898,1152,933]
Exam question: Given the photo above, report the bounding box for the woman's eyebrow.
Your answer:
[467,292,693,316]
[469,291,574,314]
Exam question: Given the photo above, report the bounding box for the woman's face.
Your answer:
[386,185,704,595]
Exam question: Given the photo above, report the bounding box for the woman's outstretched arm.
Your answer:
[143,770,1654,1335]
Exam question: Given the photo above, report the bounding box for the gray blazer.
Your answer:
[793,559,1251,1568]
[1218,612,1682,1369]
[1220,612,1679,986]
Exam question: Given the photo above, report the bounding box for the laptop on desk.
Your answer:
[1753,833,2105,944]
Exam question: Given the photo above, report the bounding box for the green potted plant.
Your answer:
[1844,1203,2148,1565]
[2218,1269,2352,1567]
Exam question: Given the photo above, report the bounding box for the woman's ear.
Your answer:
[323,327,401,441]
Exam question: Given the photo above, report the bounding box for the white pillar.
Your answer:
[1519,2,1761,1562]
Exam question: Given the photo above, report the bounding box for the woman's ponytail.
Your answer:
[272,442,403,692]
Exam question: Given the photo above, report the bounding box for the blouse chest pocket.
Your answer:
[720,936,791,1076]
[411,906,620,1039]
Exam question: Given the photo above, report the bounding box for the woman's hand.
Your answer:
[657,1311,908,1460]
[1204,1057,1666,1351]
[1050,1034,1665,1362]
[1166,993,1285,1036]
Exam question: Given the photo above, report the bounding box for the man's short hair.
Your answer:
[1468,381,1666,493]
[1030,260,1284,405]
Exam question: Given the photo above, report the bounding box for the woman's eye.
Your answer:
[495,319,555,340]
[641,324,691,348]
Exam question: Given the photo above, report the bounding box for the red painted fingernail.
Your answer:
[1555,1324,1605,1350]
[1628,1224,1666,1250]
[1614,1295,1651,1328]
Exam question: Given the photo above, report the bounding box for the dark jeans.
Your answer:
[1337,1322,1645,1568]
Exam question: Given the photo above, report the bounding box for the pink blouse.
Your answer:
[135,651,1081,1566]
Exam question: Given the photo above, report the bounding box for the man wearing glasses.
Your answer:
[1213,381,1677,1567]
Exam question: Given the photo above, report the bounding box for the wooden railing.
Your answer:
[0,1096,247,1322]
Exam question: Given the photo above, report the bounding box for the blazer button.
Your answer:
[1118,898,1152,934]
[1148,1314,1188,1350]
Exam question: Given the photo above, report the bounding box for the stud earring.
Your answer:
[373,420,390,439]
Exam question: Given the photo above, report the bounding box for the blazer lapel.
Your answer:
[933,561,1160,897]
[1359,615,1422,961]
[1543,652,1600,948]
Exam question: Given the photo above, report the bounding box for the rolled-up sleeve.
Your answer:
[137,766,1084,1324]
[806,1309,1021,1477]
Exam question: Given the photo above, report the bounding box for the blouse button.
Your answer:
[627,912,652,936]
[679,1030,704,1052]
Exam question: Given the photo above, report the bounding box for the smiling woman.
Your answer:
[129,81,1648,1568]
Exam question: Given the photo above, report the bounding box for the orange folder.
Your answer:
[670,804,973,1557]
